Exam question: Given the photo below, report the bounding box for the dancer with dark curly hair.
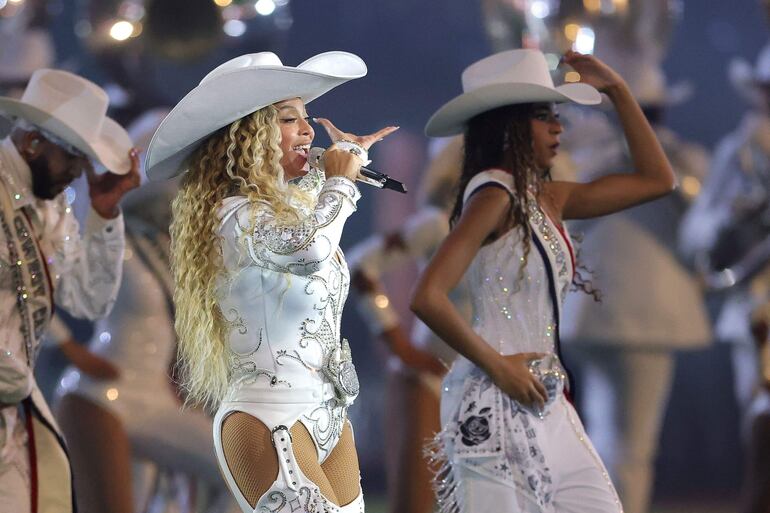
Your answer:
[411,49,675,513]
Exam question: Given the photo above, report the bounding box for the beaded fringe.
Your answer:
[423,431,460,513]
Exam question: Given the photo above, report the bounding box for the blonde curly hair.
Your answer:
[170,105,312,410]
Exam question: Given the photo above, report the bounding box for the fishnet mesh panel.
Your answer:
[289,423,339,505]
[220,413,348,507]
[321,421,361,505]
[220,412,278,508]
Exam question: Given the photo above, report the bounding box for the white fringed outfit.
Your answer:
[432,170,621,513]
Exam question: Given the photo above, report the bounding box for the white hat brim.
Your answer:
[145,51,366,181]
[0,98,133,174]
[425,82,602,137]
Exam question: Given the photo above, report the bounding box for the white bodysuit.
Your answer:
[212,170,364,513]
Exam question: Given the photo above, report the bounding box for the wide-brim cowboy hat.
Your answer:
[0,69,133,174]
[145,51,367,181]
[425,49,601,137]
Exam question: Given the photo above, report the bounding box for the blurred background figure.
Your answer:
[346,136,467,513]
[0,0,54,137]
[551,3,713,513]
[679,40,770,513]
[52,110,239,513]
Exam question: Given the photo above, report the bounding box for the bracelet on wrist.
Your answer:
[335,140,372,166]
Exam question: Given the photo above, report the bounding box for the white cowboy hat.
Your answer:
[729,43,770,106]
[0,69,133,174]
[145,51,367,181]
[425,49,601,137]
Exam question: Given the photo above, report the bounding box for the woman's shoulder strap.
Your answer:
[462,169,515,205]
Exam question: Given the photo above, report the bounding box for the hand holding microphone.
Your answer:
[312,118,407,193]
[309,146,407,193]
[320,146,365,182]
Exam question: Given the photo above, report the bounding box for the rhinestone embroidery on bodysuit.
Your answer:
[239,177,359,275]
[219,173,361,462]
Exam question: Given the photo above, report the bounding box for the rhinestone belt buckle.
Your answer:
[524,353,566,419]
[322,338,360,406]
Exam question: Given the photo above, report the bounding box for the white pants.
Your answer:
[573,347,675,513]
[451,398,622,513]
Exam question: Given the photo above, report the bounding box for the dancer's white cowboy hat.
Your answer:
[0,69,133,174]
[145,51,367,181]
[729,43,770,106]
[425,49,601,137]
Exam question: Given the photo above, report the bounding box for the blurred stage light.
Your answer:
[0,0,7,9]
[109,20,135,41]
[530,0,550,20]
[255,0,275,16]
[574,26,595,54]
[681,175,701,198]
[223,18,246,37]
[583,0,601,13]
[213,0,232,6]
[565,71,581,82]
[612,0,628,13]
[564,23,580,41]
[374,294,390,309]
[120,1,145,21]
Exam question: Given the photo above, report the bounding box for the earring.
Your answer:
[26,139,39,157]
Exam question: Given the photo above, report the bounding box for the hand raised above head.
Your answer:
[561,50,625,94]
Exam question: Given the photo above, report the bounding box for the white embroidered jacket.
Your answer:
[0,137,124,479]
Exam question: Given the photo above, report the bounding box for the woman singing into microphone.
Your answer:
[145,51,396,513]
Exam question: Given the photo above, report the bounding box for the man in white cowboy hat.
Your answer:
[559,19,712,513]
[679,41,770,513]
[0,68,140,513]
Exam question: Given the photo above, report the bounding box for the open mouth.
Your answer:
[292,144,310,158]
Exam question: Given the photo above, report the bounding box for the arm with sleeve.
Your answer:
[52,203,125,320]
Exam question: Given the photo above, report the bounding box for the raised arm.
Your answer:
[546,51,676,220]
[55,148,141,319]
[411,186,547,407]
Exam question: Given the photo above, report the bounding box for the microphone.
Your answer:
[308,147,407,194]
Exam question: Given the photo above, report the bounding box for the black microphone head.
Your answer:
[308,147,325,169]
